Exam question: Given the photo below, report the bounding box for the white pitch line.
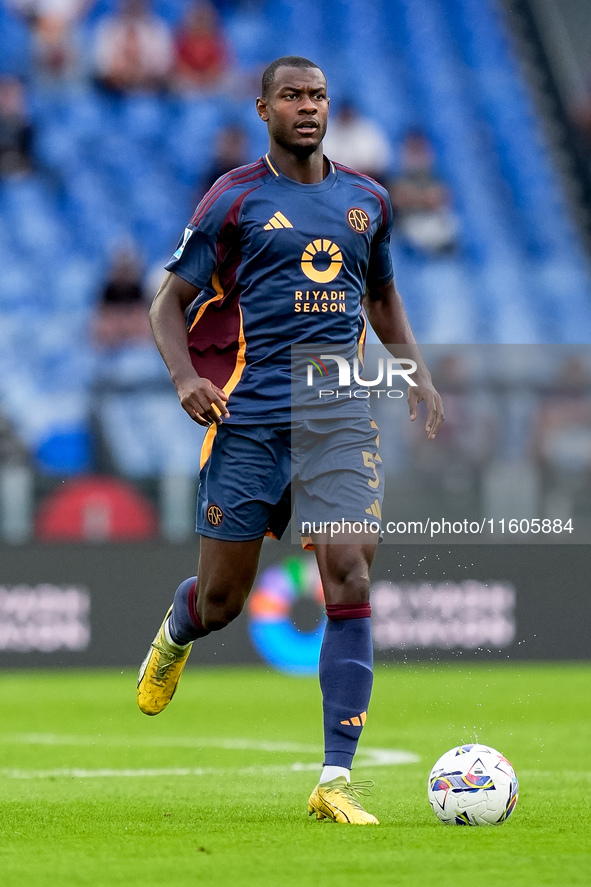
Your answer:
[1,733,322,754]
[1,763,319,780]
[0,733,418,779]
[519,769,591,780]
[1,755,417,780]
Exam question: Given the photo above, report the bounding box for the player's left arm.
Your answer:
[364,279,444,440]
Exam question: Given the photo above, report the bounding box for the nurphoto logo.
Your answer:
[306,354,417,399]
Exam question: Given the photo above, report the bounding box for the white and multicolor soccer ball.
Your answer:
[428,744,519,826]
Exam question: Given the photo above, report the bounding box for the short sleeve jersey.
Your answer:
[165,153,394,422]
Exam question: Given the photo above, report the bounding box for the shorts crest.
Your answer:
[207,504,224,526]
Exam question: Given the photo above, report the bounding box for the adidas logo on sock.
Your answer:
[340,711,367,727]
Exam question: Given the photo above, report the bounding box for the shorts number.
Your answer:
[362,450,382,489]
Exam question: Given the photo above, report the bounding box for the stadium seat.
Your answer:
[0,5,32,78]
[97,390,204,477]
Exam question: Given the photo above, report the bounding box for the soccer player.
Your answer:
[137,56,444,825]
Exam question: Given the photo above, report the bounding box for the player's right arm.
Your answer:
[149,271,229,426]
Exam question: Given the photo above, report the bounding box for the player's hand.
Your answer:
[408,382,444,441]
[176,376,230,426]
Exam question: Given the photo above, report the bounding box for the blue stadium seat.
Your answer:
[35,427,93,474]
[0,264,39,314]
[225,8,277,69]
[0,5,32,78]
[98,391,204,477]
[52,260,101,310]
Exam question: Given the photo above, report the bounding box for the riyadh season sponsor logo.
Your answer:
[300,239,343,283]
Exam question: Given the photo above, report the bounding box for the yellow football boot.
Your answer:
[137,607,192,715]
[308,777,380,825]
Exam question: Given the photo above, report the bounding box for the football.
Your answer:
[428,744,519,826]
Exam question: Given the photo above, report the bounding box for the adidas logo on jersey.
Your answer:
[264,211,293,230]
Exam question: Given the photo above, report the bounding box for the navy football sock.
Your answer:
[320,605,374,770]
[167,577,210,645]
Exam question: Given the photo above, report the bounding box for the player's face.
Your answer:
[257,67,329,159]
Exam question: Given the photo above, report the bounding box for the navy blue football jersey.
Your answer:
[165,153,394,422]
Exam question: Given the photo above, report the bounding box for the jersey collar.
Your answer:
[263,153,337,192]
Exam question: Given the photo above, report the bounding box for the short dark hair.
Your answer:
[261,56,324,98]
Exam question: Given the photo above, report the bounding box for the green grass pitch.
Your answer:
[1,663,590,887]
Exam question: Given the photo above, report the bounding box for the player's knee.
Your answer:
[324,562,370,605]
[199,593,245,632]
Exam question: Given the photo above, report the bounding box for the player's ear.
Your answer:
[256,97,269,122]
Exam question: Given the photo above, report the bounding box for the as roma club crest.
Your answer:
[207,504,223,527]
[347,207,370,233]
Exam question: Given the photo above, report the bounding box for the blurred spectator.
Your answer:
[91,248,203,479]
[532,355,591,521]
[534,355,591,476]
[32,13,81,82]
[322,100,391,183]
[173,0,230,92]
[571,89,591,163]
[199,122,249,195]
[392,351,500,519]
[0,76,33,177]
[388,130,459,257]
[7,0,87,82]
[93,0,173,94]
[405,353,499,472]
[0,409,29,467]
[92,246,152,349]
[6,0,85,21]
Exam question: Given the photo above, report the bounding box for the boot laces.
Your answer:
[150,641,179,682]
[331,780,375,809]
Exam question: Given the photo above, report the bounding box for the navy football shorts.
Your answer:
[196,414,384,547]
